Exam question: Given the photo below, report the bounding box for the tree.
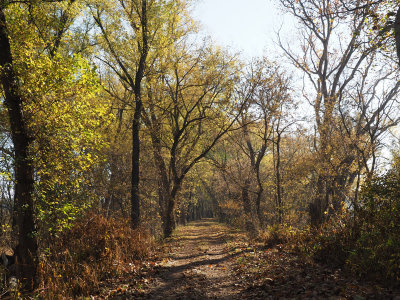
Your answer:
[0,0,112,288]
[272,111,297,224]
[0,5,38,289]
[239,59,291,228]
[143,39,244,237]
[205,59,292,233]
[92,0,189,228]
[279,0,400,226]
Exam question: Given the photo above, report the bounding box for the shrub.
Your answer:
[259,224,307,251]
[308,214,354,267]
[307,166,400,286]
[346,170,400,284]
[38,212,154,298]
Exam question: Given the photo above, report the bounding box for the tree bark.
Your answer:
[131,0,149,229]
[131,104,142,228]
[241,179,256,237]
[275,130,283,224]
[309,175,326,227]
[394,6,400,64]
[0,7,38,290]
[162,193,176,237]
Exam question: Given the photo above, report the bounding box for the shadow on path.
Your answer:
[132,219,249,300]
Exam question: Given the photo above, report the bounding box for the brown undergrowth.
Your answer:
[231,223,400,299]
[252,217,400,298]
[38,212,155,299]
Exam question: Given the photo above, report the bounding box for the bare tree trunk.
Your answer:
[106,153,123,213]
[254,149,266,227]
[309,175,326,227]
[162,193,176,238]
[275,130,283,224]
[353,168,361,215]
[241,179,256,237]
[131,98,142,228]
[394,6,400,64]
[0,7,38,290]
[131,0,149,229]
[255,185,263,226]
[143,109,174,236]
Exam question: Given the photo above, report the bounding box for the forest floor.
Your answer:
[100,219,400,300]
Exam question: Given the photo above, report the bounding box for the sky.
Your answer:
[192,0,289,58]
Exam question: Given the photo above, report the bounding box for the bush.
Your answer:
[346,170,400,284]
[308,214,354,267]
[38,212,154,298]
[259,224,308,252]
[307,167,400,286]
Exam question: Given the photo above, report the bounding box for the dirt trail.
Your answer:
[132,219,248,299]
[105,219,400,299]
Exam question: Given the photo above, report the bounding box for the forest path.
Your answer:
[104,219,400,299]
[131,219,248,299]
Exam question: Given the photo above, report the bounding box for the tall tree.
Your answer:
[92,0,187,228]
[206,59,292,233]
[0,0,111,287]
[0,4,38,289]
[279,0,400,226]
[143,40,244,237]
[237,59,291,228]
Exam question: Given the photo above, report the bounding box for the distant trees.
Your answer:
[207,59,293,234]
[92,0,251,237]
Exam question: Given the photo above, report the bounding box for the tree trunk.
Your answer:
[131,105,142,228]
[309,175,325,227]
[241,179,256,237]
[275,131,283,224]
[131,0,148,229]
[162,194,175,237]
[255,186,263,227]
[146,121,168,222]
[179,200,186,225]
[310,122,330,227]
[144,110,175,236]
[106,152,123,214]
[394,6,400,64]
[0,7,38,290]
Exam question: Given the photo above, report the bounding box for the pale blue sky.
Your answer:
[193,0,286,58]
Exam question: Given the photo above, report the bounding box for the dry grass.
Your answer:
[258,225,301,247]
[38,212,155,298]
